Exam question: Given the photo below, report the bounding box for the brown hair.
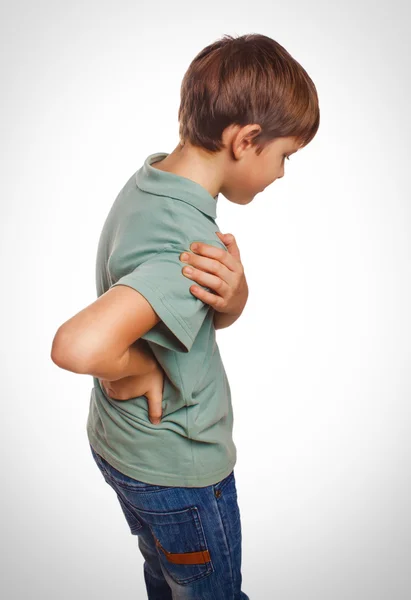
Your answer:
[178,33,320,155]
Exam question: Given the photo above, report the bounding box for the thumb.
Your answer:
[216,231,241,260]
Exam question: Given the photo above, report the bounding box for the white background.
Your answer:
[1,0,410,598]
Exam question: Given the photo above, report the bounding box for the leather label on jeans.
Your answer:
[154,535,211,564]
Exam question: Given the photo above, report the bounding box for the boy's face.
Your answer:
[221,134,302,205]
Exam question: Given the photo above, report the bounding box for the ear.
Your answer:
[226,123,262,160]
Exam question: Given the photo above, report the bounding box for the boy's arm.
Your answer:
[51,285,161,380]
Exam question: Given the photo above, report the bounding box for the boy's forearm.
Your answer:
[85,340,156,381]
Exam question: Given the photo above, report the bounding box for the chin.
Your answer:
[224,190,256,205]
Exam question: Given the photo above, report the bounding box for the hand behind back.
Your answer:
[100,360,165,425]
[101,232,246,424]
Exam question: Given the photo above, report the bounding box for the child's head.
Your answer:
[177,33,320,204]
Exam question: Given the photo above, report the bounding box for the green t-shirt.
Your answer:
[87,152,237,487]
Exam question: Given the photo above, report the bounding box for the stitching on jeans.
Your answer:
[214,491,235,599]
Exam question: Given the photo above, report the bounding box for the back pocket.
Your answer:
[136,505,214,585]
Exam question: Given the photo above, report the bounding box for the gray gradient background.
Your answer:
[1,0,410,598]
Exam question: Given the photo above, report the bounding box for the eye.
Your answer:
[283,154,291,162]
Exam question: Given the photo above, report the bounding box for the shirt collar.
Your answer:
[135,152,218,220]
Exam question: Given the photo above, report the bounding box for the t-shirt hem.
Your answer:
[87,430,236,488]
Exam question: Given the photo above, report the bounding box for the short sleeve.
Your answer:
[110,244,211,352]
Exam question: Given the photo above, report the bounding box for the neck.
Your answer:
[151,142,221,199]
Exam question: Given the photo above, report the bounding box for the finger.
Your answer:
[182,264,230,295]
[189,285,225,309]
[145,389,163,425]
[189,241,238,273]
[181,252,231,284]
[215,232,241,261]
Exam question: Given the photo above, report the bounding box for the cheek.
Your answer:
[239,162,278,194]
[240,171,262,193]
[262,160,281,186]
[263,171,279,189]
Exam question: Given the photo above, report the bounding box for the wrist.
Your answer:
[213,310,242,330]
[101,340,155,381]
[127,340,157,376]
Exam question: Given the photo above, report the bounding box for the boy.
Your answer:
[51,32,319,599]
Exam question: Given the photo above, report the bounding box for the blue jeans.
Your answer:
[90,444,250,600]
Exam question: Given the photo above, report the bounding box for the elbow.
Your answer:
[50,327,95,374]
[50,328,65,367]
